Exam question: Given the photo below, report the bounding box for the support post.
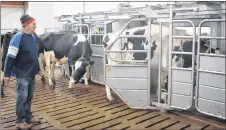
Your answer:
[168,4,173,106]
[147,18,152,105]
[158,22,162,103]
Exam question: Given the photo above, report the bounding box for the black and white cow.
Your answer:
[1,30,19,97]
[35,31,95,89]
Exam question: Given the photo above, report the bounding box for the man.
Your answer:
[3,14,41,129]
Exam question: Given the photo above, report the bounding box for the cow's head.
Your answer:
[71,37,95,83]
[73,58,95,83]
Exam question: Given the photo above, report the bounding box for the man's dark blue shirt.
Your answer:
[4,31,40,78]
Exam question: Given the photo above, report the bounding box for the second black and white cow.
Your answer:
[1,29,19,97]
[35,31,95,89]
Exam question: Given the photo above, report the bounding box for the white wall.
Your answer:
[1,8,24,30]
[28,2,55,35]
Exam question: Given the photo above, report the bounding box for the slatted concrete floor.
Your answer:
[1,76,225,130]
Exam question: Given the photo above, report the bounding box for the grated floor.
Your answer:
[1,75,225,130]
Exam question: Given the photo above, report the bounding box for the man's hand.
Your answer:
[3,77,10,86]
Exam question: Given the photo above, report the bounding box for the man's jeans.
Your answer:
[15,77,35,123]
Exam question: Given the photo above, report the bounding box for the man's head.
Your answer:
[20,15,36,33]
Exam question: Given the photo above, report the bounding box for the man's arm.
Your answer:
[4,34,22,77]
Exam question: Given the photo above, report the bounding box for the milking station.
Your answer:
[1,1,226,130]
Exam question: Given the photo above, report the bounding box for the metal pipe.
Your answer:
[172,36,194,39]
[199,36,226,39]
[105,50,148,53]
[147,18,152,106]
[173,7,197,12]
[171,51,193,55]
[171,67,192,71]
[91,54,103,58]
[79,14,82,34]
[199,53,226,58]
[91,44,104,47]
[198,69,226,75]
[90,34,105,36]
[73,10,140,17]
[158,22,162,103]
[105,18,146,50]
[119,35,148,38]
[168,4,173,106]
[105,64,147,67]
[107,56,147,63]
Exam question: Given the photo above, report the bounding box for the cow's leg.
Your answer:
[1,71,5,98]
[84,66,90,87]
[38,53,45,82]
[105,84,114,101]
[68,65,75,90]
[50,62,56,88]
[44,52,54,88]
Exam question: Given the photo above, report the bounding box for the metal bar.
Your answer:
[119,35,148,38]
[105,50,148,53]
[90,33,105,36]
[199,36,226,39]
[73,10,140,17]
[172,51,193,55]
[79,14,82,34]
[91,54,103,58]
[168,4,173,106]
[173,7,197,12]
[158,22,162,103]
[91,44,104,47]
[172,36,194,39]
[147,18,152,106]
[105,64,147,67]
[105,18,147,50]
[107,56,147,63]
[198,69,226,75]
[199,53,226,58]
[171,67,192,71]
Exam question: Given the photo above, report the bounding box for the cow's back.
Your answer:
[1,33,11,71]
[50,31,77,59]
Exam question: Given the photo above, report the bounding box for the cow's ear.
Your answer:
[89,61,95,66]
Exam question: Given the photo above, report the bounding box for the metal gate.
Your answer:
[104,19,150,108]
[90,23,105,84]
[168,20,196,110]
[167,4,196,110]
[196,19,226,120]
